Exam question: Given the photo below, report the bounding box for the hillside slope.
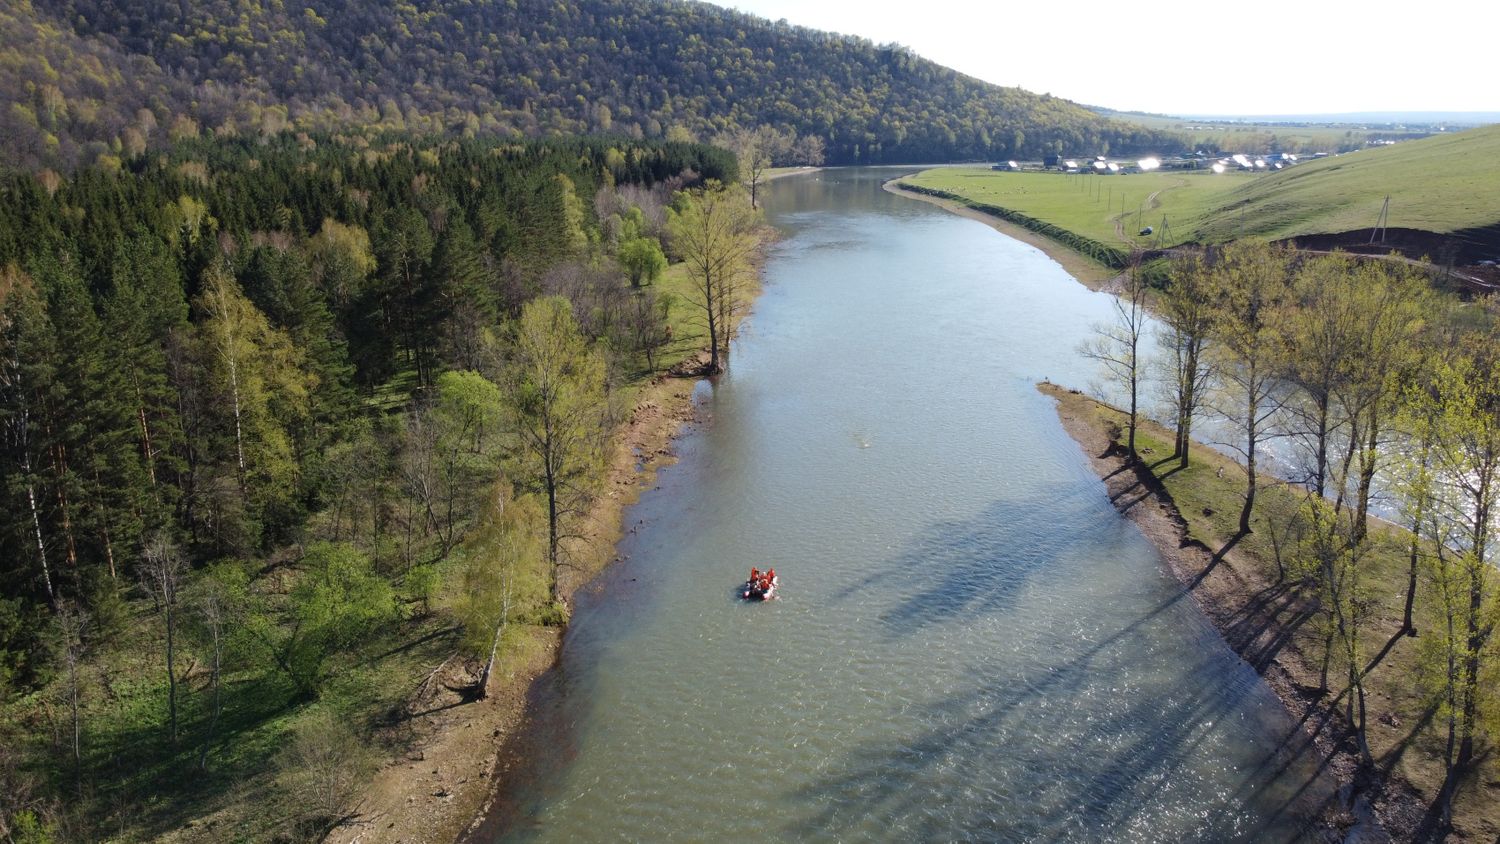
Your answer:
[1190,125,1500,259]
[0,0,1177,171]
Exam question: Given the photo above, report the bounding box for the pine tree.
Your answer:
[375,209,436,389]
[0,266,60,607]
[431,218,499,373]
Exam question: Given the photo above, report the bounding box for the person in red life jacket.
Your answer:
[749,567,760,589]
[766,568,776,588]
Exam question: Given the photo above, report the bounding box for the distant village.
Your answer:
[993,151,1331,175]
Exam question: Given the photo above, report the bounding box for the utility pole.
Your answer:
[1369,195,1390,244]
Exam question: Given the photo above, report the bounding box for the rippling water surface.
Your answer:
[479,169,1327,842]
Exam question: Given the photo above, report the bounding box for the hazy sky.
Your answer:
[716,0,1498,116]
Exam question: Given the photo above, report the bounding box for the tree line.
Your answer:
[1085,243,1500,828]
[0,131,760,839]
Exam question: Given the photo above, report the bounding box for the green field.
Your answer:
[905,125,1500,264]
[1191,124,1500,243]
[902,167,1257,249]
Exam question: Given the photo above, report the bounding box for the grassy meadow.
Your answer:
[901,167,1255,249]
[904,125,1500,267]
[1190,124,1500,243]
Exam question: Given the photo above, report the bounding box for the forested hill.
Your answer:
[2,0,1177,171]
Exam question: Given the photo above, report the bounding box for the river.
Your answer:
[474,168,1328,842]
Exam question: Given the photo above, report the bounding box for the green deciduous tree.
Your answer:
[1423,344,1500,823]
[503,296,608,604]
[666,183,758,374]
[459,488,545,698]
[1207,242,1293,536]
[618,236,666,288]
[1278,253,1362,500]
[195,264,317,552]
[250,542,397,699]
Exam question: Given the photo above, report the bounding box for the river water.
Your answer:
[477,168,1328,842]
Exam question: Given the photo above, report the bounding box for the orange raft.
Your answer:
[742,567,779,601]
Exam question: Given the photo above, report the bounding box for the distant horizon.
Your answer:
[717,0,1500,117]
[1103,109,1500,126]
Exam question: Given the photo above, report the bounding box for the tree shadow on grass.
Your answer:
[73,670,300,839]
[72,617,461,840]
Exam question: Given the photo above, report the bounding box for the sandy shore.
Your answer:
[882,177,1118,290]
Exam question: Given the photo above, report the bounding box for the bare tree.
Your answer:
[140,534,187,742]
[0,733,55,841]
[628,288,674,374]
[722,127,778,209]
[189,565,242,770]
[1081,261,1149,457]
[53,602,88,791]
[615,184,669,234]
[396,408,440,569]
[277,707,374,835]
